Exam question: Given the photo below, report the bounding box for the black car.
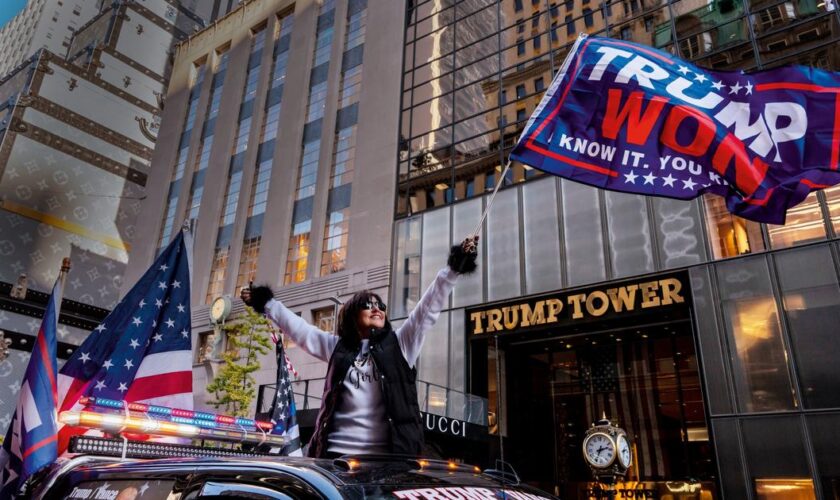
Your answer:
[31,443,557,500]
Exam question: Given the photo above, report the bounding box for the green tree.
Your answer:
[206,307,273,417]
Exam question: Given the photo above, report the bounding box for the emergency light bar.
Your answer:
[59,410,286,447]
[69,436,273,459]
[78,397,275,431]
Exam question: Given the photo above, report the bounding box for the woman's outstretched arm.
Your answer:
[395,236,478,367]
[242,286,338,362]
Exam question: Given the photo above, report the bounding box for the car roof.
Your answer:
[56,455,526,489]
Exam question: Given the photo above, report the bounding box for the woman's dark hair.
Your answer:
[335,290,391,345]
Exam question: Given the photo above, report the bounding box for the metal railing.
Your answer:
[257,378,489,426]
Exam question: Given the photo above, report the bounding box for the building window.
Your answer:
[313,306,336,332]
[679,32,713,58]
[566,15,575,35]
[517,19,525,33]
[620,26,631,40]
[205,246,229,304]
[516,108,527,122]
[583,8,594,27]
[550,4,559,17]
[534,77,545,92]
[531,11,540,28]
[550,22,558,41]
[532,35,541,50]
[196,331,219,364]
[645,16,654,32]
[517,38,526,55]
[704,197,765,258]
[515,0,524,12]
[565,0,573,10]
[516,84,526,99]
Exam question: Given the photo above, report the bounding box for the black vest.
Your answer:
[307,327,423,458]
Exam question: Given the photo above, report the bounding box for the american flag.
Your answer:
[0,262,67,496]
[56,229,192,452]
[269,340,301,456]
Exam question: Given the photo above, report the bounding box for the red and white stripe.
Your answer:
[55,350,192,452]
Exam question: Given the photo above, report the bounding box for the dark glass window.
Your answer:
[717,257,796,412]
[583,8,594,26]
[534,77,544,91]
[532,35,541,50]
[501,89,507,104]
[517,19,525,33]
[465,179,474,198]
[775,246,840,409]
[621,26,631,39]
[566,14,575,34]
[532,11,540,27]
[517,38,526,55]
[550,4,559,16]
[516,108,527,121]
[565,0,573,9]
[645,16,653,32]
[516,84,526,98]
[515,0,524,11]
[550,22,558,41]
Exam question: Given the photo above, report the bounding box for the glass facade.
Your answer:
[397,1,840,495]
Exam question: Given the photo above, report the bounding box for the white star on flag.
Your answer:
[129,338,140,349]
[94,380,106,391]
[132,317,142,327]
[139,299,146,308]
[677,65,690,75]
[165,318,175,328]
[181,329,189,338]
[729,81,743,94]
[643,173,657,185]
[745,81,753,95]
[177,304,186,313]
[79,352,90,363]
[153,333,163,342]
[103,359,113,369]
[711,80,724,91]
[94,324,106,333]
[682,178,698,190]
[158,281,167,290]
[662,174,677,187]
[118,383,128,393]
[155,298,163,308]
[623,172,638,184]
[694,72,707,83]
[172,280,181,288]
[159,264,168,272]
[124,359,134,370]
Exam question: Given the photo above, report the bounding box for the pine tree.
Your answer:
[206,307,273,417]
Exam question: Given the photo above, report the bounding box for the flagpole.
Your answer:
[469,33,588,239]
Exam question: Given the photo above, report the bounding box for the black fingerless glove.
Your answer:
[247,285,274,314]
[448,244,478,275]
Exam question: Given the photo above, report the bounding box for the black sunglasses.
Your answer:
[362,300,387,312]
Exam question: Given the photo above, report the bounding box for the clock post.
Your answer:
[582,413,633,499]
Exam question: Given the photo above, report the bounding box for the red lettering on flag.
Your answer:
[712,133,769,198]
[661,105,717,157]
[601,89,668,146]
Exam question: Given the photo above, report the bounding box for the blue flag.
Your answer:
[0,264,67,496]
[510,35,840,224]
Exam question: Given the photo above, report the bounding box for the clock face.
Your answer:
[617,434,632,468]
[584,432,616,468]
[211,297,229,322]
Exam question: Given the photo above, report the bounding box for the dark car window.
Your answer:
[183,469,324,500]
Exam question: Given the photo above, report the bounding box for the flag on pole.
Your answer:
[510,34,840,224]
[269,340,301,456]
[56,229,192,452]
[0,259,69,497]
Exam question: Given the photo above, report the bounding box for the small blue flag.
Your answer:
[0,264,67,496]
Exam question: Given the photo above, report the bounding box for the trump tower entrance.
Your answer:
[468,271,719,498]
